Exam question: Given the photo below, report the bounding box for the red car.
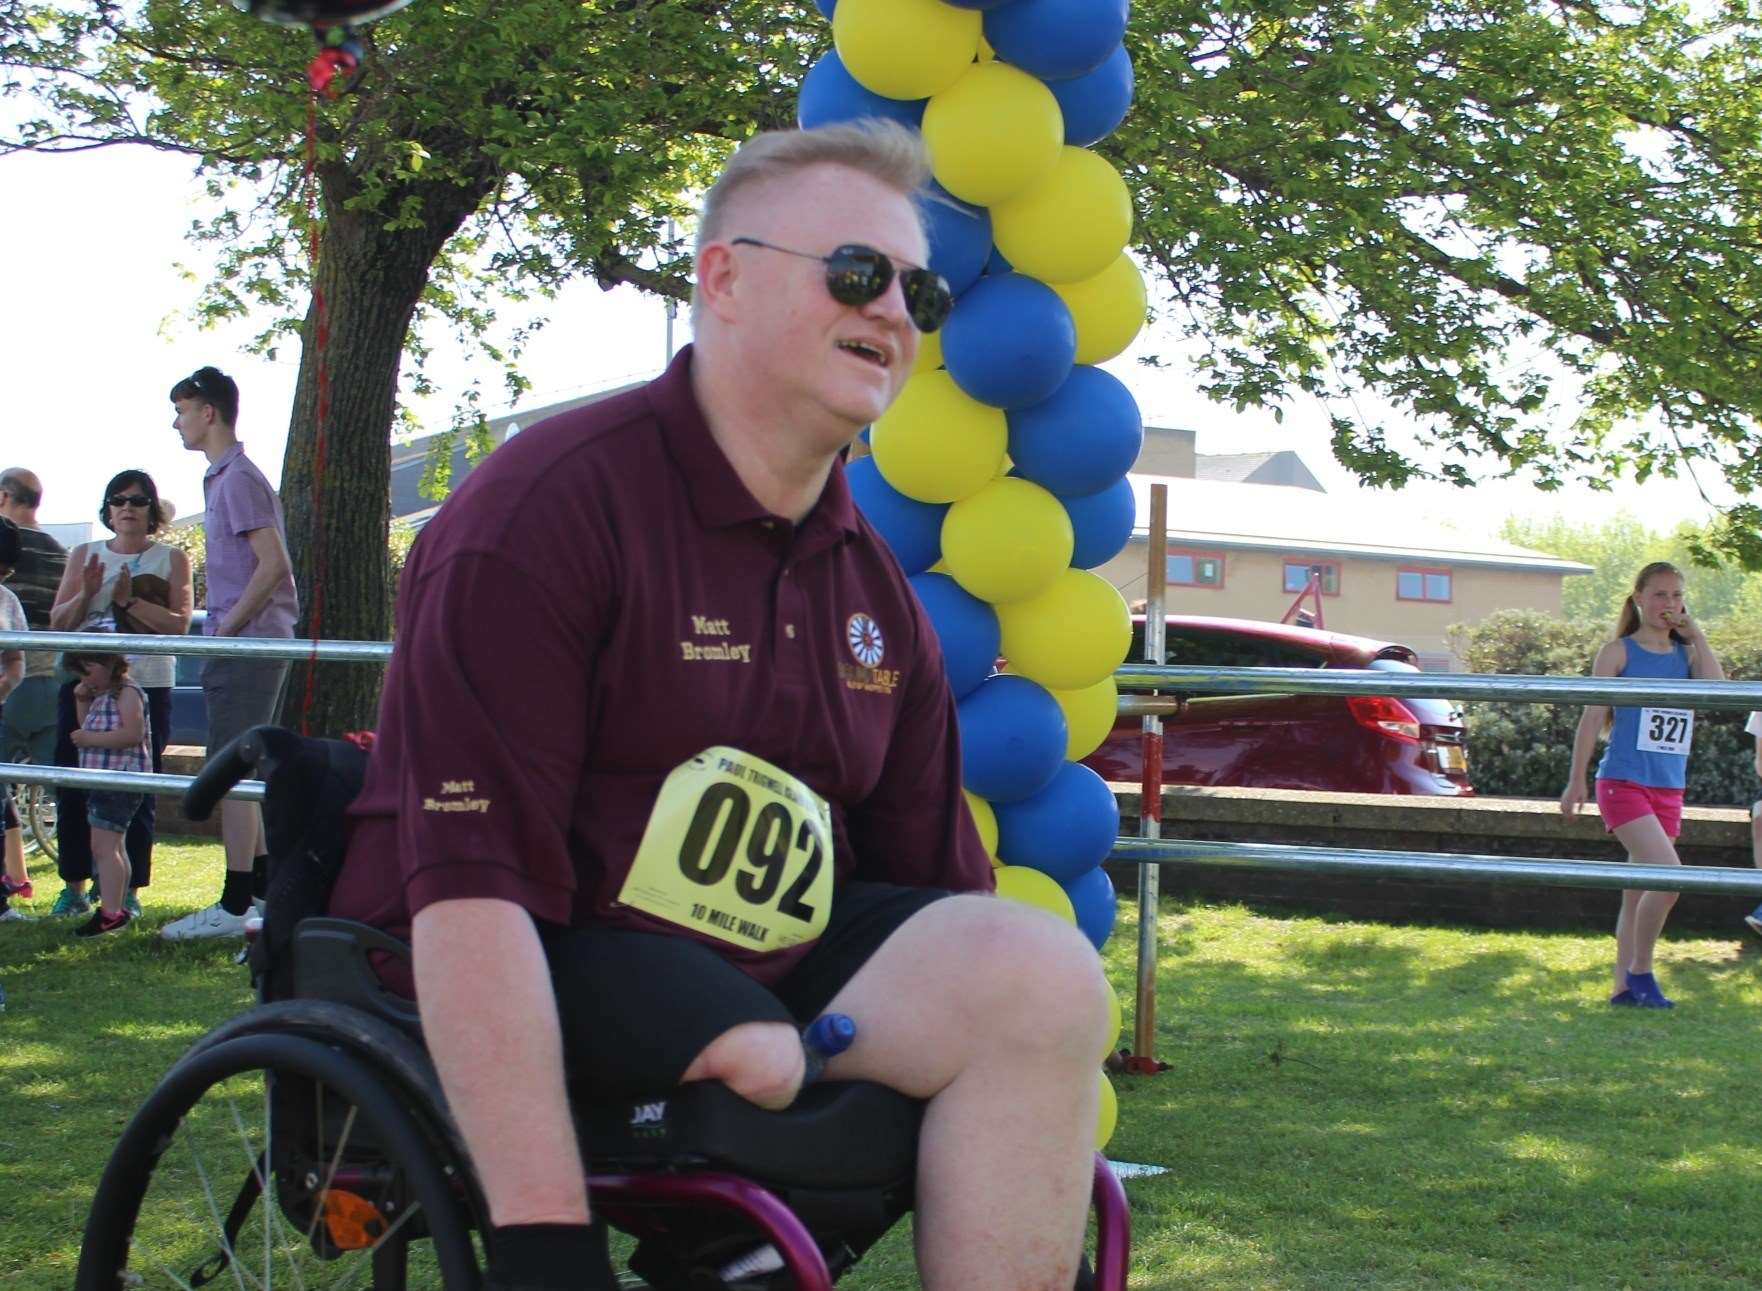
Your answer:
[1082,615,1473,796]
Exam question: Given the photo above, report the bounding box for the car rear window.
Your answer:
[1129,624,1328,669]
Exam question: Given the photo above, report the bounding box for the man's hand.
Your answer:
[682,1020,806,1110]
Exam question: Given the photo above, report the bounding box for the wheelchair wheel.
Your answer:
[23,783,56,862]
[77,1030,480,1290]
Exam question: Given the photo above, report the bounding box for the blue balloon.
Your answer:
[909,572,999,700]
[814,0,836,16]
[993,761,1119,882]
[945,0,1016,7]
[1007,365,1142,497]
[1049,44,1134,146]
[919,185,992,298]
[985,244,1013,277]
[1063,865,1117,949]
[940,274,1076,410]
[847,456,947,576]
[1060,475,1136,569]
[985,0,1129,81]
[957,674,1067,803]
[798,49,927,130]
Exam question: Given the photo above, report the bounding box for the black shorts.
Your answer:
[540,881,951,1101]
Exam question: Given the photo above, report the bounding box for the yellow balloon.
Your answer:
[941,477,1073,605]
[991,147,1134,284]
[1052,254,1148,365]
[922,62,1064,207]
[997,569,1132,690]
[964,789,999,859]
[1049,674,1120,762]
[833,0,980,101]
[993,863,1077,924]
[1102,986,1123,1061]
[871,371,1007,504]
[912,325,944,376]
[1095,1071,1118,1151]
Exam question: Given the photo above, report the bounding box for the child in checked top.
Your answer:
[64,650,151,937]
[1744,711,1762,938]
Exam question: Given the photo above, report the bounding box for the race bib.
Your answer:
[1636,708,1694,757]
[619,747,834,952]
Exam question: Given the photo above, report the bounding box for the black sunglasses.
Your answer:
[731,237,953,333]
[108,493,152,509]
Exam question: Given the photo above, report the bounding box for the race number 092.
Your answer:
[675,781,823,922]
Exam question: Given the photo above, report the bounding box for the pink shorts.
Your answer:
[1595,779,1684,838]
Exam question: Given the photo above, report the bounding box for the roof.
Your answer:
[390,381,648,527]
[1194,451,1325,492]
[1126,474,1594,575]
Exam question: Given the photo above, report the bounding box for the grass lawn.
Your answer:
[6,841,1762,1288]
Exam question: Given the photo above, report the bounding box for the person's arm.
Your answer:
[71,686,145,750]
[0,652,20,702]
[413,898,591,1226]
[48,543,96,630]
[1752,721,1761,780]
[114,546,194,636]
[1561,640,1625,816]
[1674,608,1725,681]
[214,527,292,637]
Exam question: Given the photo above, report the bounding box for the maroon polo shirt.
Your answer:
[330,346,993,996]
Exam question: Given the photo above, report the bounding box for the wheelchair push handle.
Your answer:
[799,1012,857,1088]
[183,724,292,821]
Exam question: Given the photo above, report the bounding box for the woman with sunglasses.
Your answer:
[47,471,193,920]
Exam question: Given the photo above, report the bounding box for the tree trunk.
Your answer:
[279,165,495,735]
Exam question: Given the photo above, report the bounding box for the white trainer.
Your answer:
[161,901,251,941]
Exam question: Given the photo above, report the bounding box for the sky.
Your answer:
[0,139,1737,548]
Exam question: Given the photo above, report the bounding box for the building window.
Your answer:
[1397,568,1453,603]
[1168,552,1225,588]
[1283,560,1341,596]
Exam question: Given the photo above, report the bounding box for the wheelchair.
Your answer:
[76,727,1131,1290]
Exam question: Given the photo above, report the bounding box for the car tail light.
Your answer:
[1347,695,1422,743]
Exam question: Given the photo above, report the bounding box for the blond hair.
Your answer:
[695,121,931,256]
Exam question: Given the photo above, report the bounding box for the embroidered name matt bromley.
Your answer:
[681,613,754,664]
[422,778,492,814]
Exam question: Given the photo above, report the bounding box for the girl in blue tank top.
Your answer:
[1561,562,1724,1008]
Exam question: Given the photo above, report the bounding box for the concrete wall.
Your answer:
[1109,785,1757,931]
[1095,544,1567,669]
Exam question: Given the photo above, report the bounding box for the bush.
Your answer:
[1451,610,1762,806]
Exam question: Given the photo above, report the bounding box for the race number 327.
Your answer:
[1637,707,1693,756]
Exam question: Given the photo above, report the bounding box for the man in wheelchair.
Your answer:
[300,122,1116,1291]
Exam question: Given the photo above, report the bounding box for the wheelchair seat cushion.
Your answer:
[575,1079,924,1190]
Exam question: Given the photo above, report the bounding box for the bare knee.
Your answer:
[682,1021,804,1110]
[960,903,1112,1061]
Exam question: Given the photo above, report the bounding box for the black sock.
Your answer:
[486,1223,616,1291]
[251,853,271,901]
[219,870,253,916]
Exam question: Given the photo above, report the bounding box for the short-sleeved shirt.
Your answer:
[13,526,67,679]
[329,346,993,996]
[201,444,298,639]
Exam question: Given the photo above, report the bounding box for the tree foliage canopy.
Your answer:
[1120,0,1762,563]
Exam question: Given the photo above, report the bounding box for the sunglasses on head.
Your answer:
[109,493,151,509]
[731,237,953,333]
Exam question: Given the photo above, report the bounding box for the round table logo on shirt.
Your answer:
[846,613,886,667]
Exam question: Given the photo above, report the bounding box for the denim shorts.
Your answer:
[88,790,146,834]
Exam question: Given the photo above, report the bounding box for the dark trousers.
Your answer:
[55,681,171,888]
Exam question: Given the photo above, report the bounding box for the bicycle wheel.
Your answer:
[23,782,56,863]
[77,1030,481,1290]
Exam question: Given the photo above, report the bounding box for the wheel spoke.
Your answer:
[182,1127,263,1291]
